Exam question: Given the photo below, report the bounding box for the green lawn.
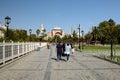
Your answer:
[75,45,120,60]
[75,45,120,52]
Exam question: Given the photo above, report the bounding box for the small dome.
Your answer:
[53,27,61,30]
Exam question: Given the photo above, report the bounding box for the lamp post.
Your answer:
[5,16,11,38]
[78,24,80,49]
[81,30,84,50]
[108,19,113,59]
[29,29,32,42]
[110,27,113,59]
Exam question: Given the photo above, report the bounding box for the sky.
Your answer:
[0,0,120,35]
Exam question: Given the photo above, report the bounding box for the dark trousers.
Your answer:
[66,54,70,61]
[57,52,62,60]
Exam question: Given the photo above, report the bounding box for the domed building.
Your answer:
[46,27,65,40]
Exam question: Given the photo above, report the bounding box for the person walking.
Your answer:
[62,43,66,56]
[56,42,63,61]
[65,43,71,61]
[47,43,50,49]
[71,47,75,54]
[37,42,41,53]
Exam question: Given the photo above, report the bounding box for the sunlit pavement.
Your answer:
[0,45,120,80]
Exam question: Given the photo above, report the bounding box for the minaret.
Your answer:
[71,27,73,34]
[40,24,45,34]
[71,26,74,36]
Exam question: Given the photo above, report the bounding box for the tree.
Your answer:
[115,25,120,44]
[91,26,100,45]
[36,29,40,38]
[84,19,118,45]
[31,34,37,41]
[41,29,47,41]
[42,29,46,33]
[41,29,46,36]
[84,32,92,45]
[71,30,78,44]
[13,30,20,41]
[52,35,61,43]
[2,29,15,41]
[62,35,68,43]
[19,30,27,41]
[98,19,116,44]
[98,21,110,44]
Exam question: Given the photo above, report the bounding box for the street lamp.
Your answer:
[29,29,32,42]
[5,16,11,38]
[108,19,113,59]
[77,24,80,49]
[81,30,84,50]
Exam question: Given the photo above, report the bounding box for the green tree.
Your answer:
[19,30,27,41]
[31,34,37,41]
[115,25,120,44]
[84,32,92,45]
[41,29,47,41]
[62,35,68,43]
[91,26,100,45]
[52,35,61,43]
[42,29,46,37]
[36,29,40,38]
[98,19,116,44]
[71,30,78,44]
[13,30,20,41]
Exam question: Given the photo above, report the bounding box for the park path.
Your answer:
[0,45,120,80]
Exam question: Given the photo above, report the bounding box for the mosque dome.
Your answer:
[53,27,61,30]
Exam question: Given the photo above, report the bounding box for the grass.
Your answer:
[74,45,120,60]
[75,45,120,52]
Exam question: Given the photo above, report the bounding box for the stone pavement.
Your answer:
[0,45,120,80]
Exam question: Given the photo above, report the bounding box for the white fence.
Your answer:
[0,42,47,64]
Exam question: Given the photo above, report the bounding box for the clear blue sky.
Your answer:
[0,0,120,35]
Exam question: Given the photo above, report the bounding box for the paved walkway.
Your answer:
[0,45,120,80]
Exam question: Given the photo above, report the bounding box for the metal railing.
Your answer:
[0,42,46,64]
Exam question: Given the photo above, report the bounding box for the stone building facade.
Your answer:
[0,25,6,38]
[46,27,65,40]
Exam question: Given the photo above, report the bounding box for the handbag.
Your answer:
[64,51,67,54]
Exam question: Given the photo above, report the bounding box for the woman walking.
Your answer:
[65,43,71,61]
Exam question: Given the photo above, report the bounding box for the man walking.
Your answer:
[56,42,63,61]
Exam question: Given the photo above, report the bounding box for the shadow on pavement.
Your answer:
[51,58,66,62]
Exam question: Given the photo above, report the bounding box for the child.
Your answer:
[71,47,75,54]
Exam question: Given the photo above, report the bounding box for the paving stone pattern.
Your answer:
[0,46,120,80]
